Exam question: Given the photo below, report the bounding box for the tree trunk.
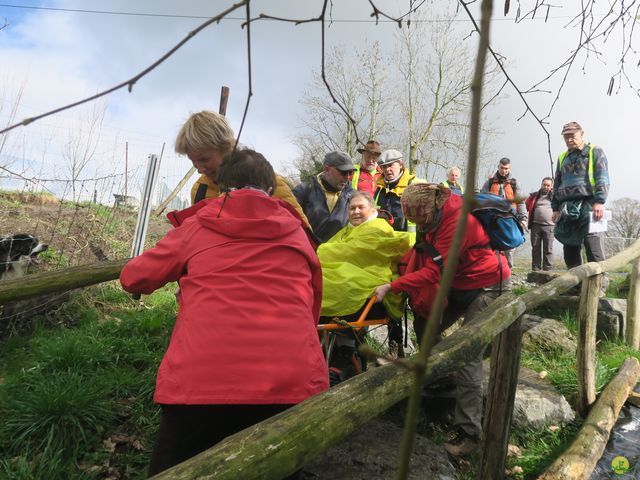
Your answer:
[0,259,127,305]
[538,357,640,480]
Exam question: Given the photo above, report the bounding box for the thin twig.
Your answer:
[458,0,553,176]
[0,1,249,135]
[395,2,493,477]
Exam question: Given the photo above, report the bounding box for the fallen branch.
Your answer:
[538,357,640,480]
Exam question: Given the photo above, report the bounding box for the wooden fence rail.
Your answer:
[2,240,640,479]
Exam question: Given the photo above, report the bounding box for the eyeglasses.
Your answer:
[336,169,356,177]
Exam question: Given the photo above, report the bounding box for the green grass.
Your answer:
[506,420,583,478]
[1,274,637,479]
[513,307,639,478]
[0,284,177,479]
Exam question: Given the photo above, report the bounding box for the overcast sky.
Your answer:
[0,0,638,204]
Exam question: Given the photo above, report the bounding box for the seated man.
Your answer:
[318,191,414,383]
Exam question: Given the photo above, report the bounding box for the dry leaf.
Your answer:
[507,444,523,457]
[548,425,560,432]
[538,370,548,379]
[505,465,523,476]
[110,434,131,444]
[103,437,116,454]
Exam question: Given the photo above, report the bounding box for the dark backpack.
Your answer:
[472,193,526,251]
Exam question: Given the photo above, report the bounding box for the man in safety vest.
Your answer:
[375,149,424,233]
[352,140,382,196]
[481,157,527,267]
[441,166,464,195]
[551,121,609,269]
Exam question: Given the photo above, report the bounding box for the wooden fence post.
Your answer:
[478,315,523,480]
[577,273,602,417]
[625,258,640,349]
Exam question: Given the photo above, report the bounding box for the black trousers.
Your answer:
[148,404,301,479]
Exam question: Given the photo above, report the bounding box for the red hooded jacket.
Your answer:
[120,189,328,405]
[390,194,510,317]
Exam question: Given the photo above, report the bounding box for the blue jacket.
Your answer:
[293,176,353,243]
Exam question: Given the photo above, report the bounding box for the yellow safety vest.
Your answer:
[558,143,595,188]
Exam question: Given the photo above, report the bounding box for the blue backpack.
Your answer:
[472,193,526,251]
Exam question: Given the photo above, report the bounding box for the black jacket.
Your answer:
[293,176,352,243]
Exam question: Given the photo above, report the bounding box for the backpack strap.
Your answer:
[414,241,444,272]
[193,182,209,204]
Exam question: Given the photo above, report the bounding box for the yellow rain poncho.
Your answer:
[318,218,414,319]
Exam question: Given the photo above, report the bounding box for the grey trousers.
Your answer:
[563,232,606,268]
[414,287,503,438]
[530,224,554,271]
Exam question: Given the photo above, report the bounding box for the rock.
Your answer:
[483,363,575,429]
[521,316,577,355]
[534,296,627,340]
[599,312,622,339]
[303,418,456,480]
[526,270,558,285]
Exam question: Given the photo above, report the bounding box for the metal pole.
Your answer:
[130,154,160,258]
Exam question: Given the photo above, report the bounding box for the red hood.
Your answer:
[194,189,302,241]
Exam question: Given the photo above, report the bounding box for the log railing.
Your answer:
[2,241,640,479]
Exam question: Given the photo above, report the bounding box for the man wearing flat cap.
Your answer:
[293,151,355,243]
[552,121,610,269]
[352,140,382,197]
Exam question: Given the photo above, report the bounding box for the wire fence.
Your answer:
[0,158,192,270]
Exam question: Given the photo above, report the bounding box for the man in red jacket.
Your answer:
[375,183,510,457]
[121,150,328,477]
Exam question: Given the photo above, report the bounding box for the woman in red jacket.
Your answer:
[121,150,328,477]
[374,183,510,458]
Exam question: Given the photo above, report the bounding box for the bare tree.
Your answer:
[293,11,501,183]
[62,100,106,201]
[394,13,500,180]
[607,197,640,254]
[294,42,391,162]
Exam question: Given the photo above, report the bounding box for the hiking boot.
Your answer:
[444,429,480,457]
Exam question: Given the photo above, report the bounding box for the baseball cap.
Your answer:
[378,149,403,167]
[561,122,583,135]
[323,151,355,171]
[357,140,382,155]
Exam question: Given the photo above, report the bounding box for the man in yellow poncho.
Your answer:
[317,191,414,383]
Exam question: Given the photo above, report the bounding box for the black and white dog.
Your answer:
[0,234,49,281]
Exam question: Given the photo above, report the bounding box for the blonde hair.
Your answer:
[175,111,235,155]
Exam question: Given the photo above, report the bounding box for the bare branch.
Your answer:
[0,1,249,135]
[458,0,553,177]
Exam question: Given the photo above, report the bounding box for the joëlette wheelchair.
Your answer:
[318,295,396,386]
